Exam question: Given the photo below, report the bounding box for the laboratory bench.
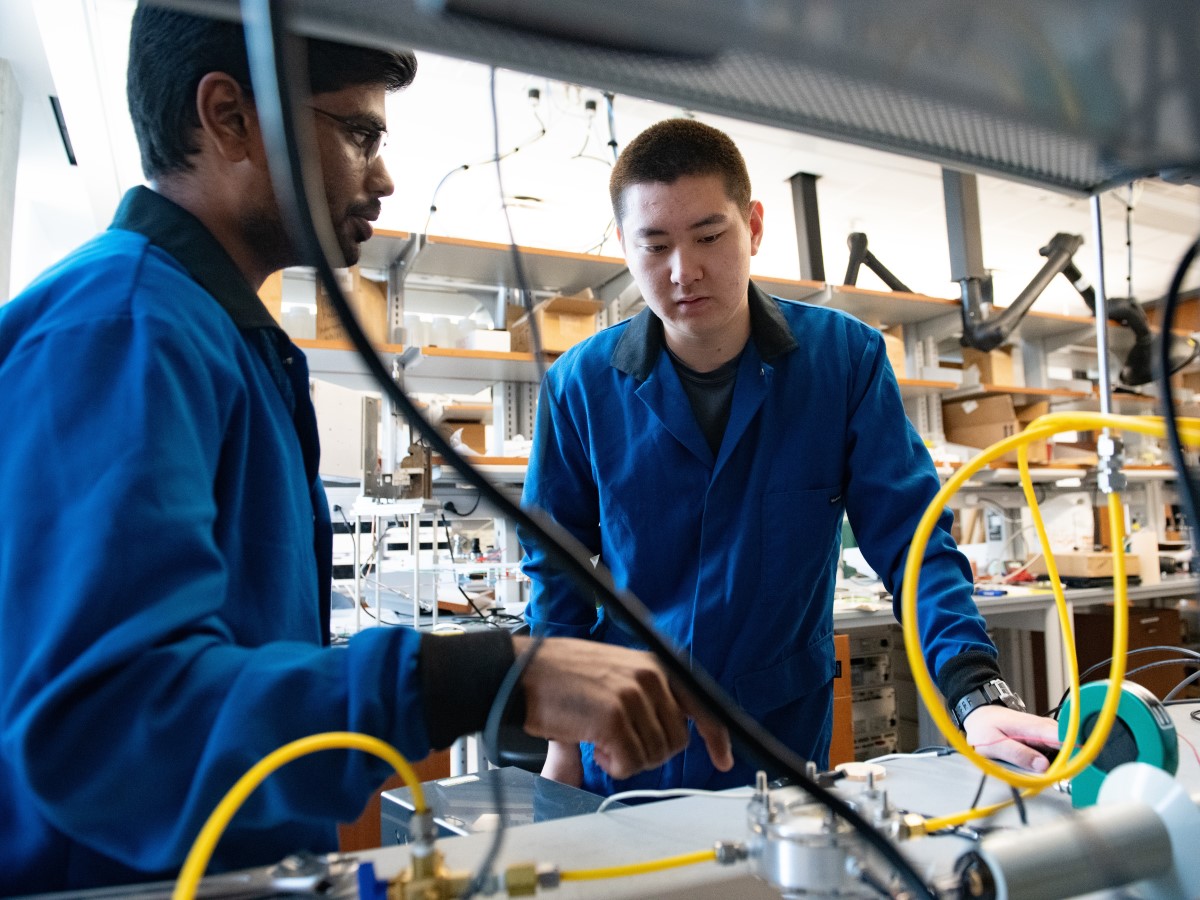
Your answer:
[833,576,1200,756]
[351,701,1200,900]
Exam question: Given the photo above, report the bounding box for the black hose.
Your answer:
[240,2,935,895]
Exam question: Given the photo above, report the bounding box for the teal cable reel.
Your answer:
[1058,680,1178,808]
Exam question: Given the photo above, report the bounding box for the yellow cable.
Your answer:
[1015,437,1082,771]
[904,412,1200,810]
[173,732,425,900]
[559,848,717,881]
[924,792,1034,832]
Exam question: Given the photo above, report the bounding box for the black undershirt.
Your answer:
[666,348,742,457]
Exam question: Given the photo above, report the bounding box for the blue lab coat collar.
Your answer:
[609,280,798,382]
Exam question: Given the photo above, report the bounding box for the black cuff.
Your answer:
[936,650,1003,710]
[418,630,527,749]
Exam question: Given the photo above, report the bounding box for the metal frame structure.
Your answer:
[154,0,1200,196]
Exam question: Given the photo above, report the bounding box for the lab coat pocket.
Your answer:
[760,486,843,597]
[732,633,836,717]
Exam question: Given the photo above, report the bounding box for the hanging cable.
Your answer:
[422,89,546,236]
[1124,183,1135,301]
[1156,236,1200,547]
[239,3,937,897]
[603,91,619,162]
[489,66,548,381]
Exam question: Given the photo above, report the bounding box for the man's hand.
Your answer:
[515,636,734,781]
[963,705,1061,773]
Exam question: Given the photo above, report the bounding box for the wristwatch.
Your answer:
[951,678,1026,729]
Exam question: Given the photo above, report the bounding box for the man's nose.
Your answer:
[670,247,700,286]
[368,155,394,198]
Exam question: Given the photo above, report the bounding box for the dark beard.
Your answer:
[240,203,300,273]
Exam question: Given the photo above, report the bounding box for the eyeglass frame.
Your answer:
[308,106,388,164]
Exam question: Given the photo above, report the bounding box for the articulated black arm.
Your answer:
[843,232,913,293]
[958,232,1083,352]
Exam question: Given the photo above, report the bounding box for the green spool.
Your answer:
[1058,680,1177,808]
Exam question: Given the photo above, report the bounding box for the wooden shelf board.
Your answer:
[898,378,961,397]
[945,384,1093,402]
[754,275,826,302]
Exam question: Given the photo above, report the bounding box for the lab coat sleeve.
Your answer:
[0,305,430,876]
[520,375,604,639]
[841,328,996,678]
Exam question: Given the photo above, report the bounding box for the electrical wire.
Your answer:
[441,514,492,622]
[559,848,717,881]
[490,66,547,380]
[1163,666,1200,702]
[1010,785,1028,825]
[968,772,989,810]
[1179,731,1200,768]
[603,91,619,161]
[172,732,423,900]
[421,109,547,236]
[596,787,755,813]
[1157,237,1200,547]
[1047,649,1200,715]
[443,494,482,516]
[241,4,939,896]
[235,13,1200,890]
[463,635,543,900]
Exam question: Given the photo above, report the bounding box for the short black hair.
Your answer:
[609,119,751,225]
[127,5,417,179]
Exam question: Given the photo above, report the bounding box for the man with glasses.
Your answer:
[0,6,730,893]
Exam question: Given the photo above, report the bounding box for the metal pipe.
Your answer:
[960,802,1172,899]
[1090,194,1114,416]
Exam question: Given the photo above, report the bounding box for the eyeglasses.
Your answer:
[308,106,388,164]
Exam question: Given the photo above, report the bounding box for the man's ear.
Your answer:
[195,72,257,164]
[748,200,765,256]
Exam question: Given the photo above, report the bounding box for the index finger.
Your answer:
[672,682,733,772]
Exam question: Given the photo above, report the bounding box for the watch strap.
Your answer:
[951,678,1026,729]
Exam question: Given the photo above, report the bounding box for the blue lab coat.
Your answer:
[522,284,994,794]
[0,188,512,892]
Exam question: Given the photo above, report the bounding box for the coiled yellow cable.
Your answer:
[905,412,1200,823]
[172,731,425,900]
[559,847,717,881]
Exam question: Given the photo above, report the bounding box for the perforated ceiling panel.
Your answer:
[158,0,1200,195]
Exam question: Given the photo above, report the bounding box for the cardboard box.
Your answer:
[506,303,531,330]
[961,345,1016,385]
[942,395,1051,463]
[881,326,906,377]
[1026,551,1140,578]
[509,294,604,354]
[438,420,488,455]
[316,267,389,345]
[858,317,906,377]
[257,270,284,326]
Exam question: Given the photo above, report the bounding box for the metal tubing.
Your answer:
[964,802,1171,900]
[1090,194,1114,416]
